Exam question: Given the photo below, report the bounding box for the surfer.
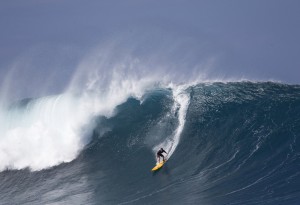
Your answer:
[157,148,167,162]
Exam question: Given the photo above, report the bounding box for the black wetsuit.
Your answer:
[157,149,167,158]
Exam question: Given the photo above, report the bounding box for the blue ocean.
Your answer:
[0,82,299,205]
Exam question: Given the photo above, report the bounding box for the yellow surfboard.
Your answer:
[151,160,166,171]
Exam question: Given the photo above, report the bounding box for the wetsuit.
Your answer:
[157,148,167,161]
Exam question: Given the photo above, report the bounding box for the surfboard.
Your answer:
[151,160,166,171]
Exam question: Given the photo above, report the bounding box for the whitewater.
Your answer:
[0,82,189,171]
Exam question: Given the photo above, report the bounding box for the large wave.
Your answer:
[0,43,208,171]
[0,45,299,204]
[0,79,156,171]
[0,51,193,171]
[0,81,299,205]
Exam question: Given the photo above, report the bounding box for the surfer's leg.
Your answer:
[158,153,164,162]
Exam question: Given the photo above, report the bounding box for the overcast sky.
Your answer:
[0,0,299,99]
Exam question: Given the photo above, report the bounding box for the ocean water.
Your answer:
[0,82,299,205]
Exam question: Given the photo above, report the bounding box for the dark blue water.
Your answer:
[0,82,299,205]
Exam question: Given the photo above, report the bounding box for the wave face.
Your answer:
[0,82,299,205]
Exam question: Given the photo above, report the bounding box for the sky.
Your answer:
[0,0,300,100]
